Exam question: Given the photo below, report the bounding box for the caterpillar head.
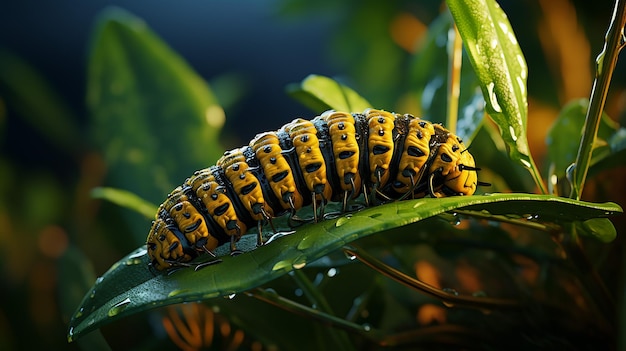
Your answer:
[428,137,480,197]
[146,211,198,271]
[146,186,219,270]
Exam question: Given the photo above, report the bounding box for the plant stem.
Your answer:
[528,155,548,194]
[447,23,463,134]
[250,287,383,342]
[342,246,521,311]
[570,0,626,200]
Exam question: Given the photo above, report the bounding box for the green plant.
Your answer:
[66,1,625,350]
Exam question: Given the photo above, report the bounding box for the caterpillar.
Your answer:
[146,109,486,271]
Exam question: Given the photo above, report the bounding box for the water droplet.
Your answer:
[202,292,220,299]
[596,51,605,75]
[124,257,142,266]
[344,251,357,261]
[516,76,526,96]
[89,289,96,299]
[442,288,458,308]
[95,276,104,285]
[566,163,576,184]
[108,298,131,317]
[67,327,74,342]
[128,248,147,259]
[490,38,498,49]
[74,307,84,319]
[442,287,458,295]
[264,288,278,296]
[168,289,189,298]
[486,82,502,113]
[449,212,461,226]
[362,323,372,332]
[517,55,528,80]
[272,260,293,271]
[294,288,303,297]
[292,261,307,270]
[519,158,531,168]
[335,215,352,227]
[508,126,518,142]
[327,267,338,277]
[224,293,236,300]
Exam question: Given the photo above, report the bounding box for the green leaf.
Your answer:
[0,50,80,155]
[410,12,484,142]
[68,193,621,341]
[88,7,224,206]
[576,218,618,243]
[58,247,112,350]
[90,187,158,219]
[286,74,372,113]
[446,0,537,176]
[546,99,619,178]
[587,128,626,177]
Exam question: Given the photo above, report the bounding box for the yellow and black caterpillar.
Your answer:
[147,109,485,270]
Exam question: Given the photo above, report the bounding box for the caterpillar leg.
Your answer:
[229,224,243,256]
[371,167,392,204]
[286,194,313,227]
[427,171,442,198]
[340,175,361,213]
[310,188,329,223]
[396,164,430,201]
[192,258,224,272]
[160,250,222,273]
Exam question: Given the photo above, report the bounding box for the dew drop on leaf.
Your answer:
[344,251,357,261]
[108,298,131,317]
[292,261,307,270]
[335,215,352,227]
[486,82,502,113]
[167,289,190,298]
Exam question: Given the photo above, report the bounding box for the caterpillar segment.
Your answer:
[282,118,333,221]
[146,109,486,270]
[249,132,304,214]
[392,117,437,196]
[363,109,397,201]
[320,111,362,211]
[185,167,248,254]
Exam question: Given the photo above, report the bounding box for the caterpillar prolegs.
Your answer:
[146,109,486,270]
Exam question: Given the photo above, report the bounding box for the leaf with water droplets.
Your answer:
[67,194,621,342]
[446,0,533,170]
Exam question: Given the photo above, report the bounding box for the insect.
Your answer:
[146,109,486,270]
